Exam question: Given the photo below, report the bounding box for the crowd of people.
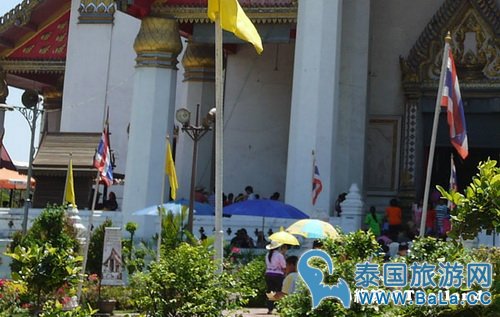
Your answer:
[193,185,281,207]
[364,193,452,262]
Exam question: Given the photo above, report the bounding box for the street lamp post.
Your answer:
[176,104,215,233]
[13,89,43,235]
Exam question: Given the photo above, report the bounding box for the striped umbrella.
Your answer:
[286,219,339,239]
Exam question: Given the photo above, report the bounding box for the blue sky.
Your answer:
[2,0,41,164]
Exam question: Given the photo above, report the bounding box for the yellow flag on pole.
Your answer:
[207,0,263,54]
[165,142,178,200]
[65,158,76,207]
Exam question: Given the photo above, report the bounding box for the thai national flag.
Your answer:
[440,47,468,159]
[94,123,113,187]
[312,159,323,206]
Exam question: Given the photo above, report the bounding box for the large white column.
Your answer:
[176,42,216,199]
[285,0,343,216]
[334,0,370,207]
[61,0,115,132]
[122,17,182,232]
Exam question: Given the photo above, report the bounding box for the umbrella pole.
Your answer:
[262,217,265,233]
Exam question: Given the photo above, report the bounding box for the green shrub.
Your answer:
[277,230,385,317]
[39,300,97,316]
[233,255,266,307]
[87,218,113,278]
[130,243,254,316]
[6,206,81,310]
[437,158,500,240]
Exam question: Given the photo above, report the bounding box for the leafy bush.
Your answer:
[0,278,28,316]
[437,158,500,240]
[6,206,82,310]
[233,255,266,307]
[277,230,384,317]
[87,218,113,278]
[39,300,97,316]
[130,243,254,316]
[9,205,80,274]
[7,243,82,309]
[276,231,499,317]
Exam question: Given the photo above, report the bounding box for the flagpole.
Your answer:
[214,15,224,273]
[419,32,451,237]
[77,171,100,302]
[77,107,109,302]
[62,153,72,205]
[157,136,169,261]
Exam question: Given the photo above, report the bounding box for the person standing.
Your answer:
[364,206,382,237]
[267,255,299,300]
[385,198,402,240]
[265,241,288,314]
[334,192,347,217]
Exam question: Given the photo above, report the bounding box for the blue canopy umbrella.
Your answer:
[223,199,309,232]
[223,199,309,219]
[174,199,215,216]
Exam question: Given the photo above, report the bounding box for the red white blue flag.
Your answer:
[94,115,113,187]
[312,157,323,206]
[440,47,468,159]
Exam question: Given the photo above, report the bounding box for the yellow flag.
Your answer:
[166,142,178,200]
[207,0,263,54]
[65,158,76,207]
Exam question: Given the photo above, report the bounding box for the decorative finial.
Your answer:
[445,31,452,44]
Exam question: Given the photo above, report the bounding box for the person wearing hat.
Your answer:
[264,240,288,314]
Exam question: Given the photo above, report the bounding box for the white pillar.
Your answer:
[285,0,343,215]
[334,0,370,198]
[176,42,216,199]
[61,0,114,132]
[122,17,182,235]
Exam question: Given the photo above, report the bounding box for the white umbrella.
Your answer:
[132,203,184,216]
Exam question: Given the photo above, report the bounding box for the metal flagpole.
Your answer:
[419,33,451,237]
[77,108,109,302]
[77,171,101,302]
[214,15,224,273]
[157,136,169,261]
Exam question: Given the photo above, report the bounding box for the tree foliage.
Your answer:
[437,158,500,240]
[6,205,82,310]
[87,218,113,278]
[130,243,254,316]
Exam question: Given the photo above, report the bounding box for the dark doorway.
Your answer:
[428,147,499,193]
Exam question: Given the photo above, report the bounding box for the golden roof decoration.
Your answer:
[151,1,297,24]
[78,0,117,24]
[0,0,42,33]
[400,0,499,90]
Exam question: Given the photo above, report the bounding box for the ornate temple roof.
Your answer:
[400,0,499,94]
[123,0,297,23]
[0,0,70,90]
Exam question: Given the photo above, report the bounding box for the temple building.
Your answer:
[0,0,498,235]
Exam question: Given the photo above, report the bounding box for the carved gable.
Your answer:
[401,0,499,92]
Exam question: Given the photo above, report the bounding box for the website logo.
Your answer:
[297,250,493,309]
[297,249,351,309]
